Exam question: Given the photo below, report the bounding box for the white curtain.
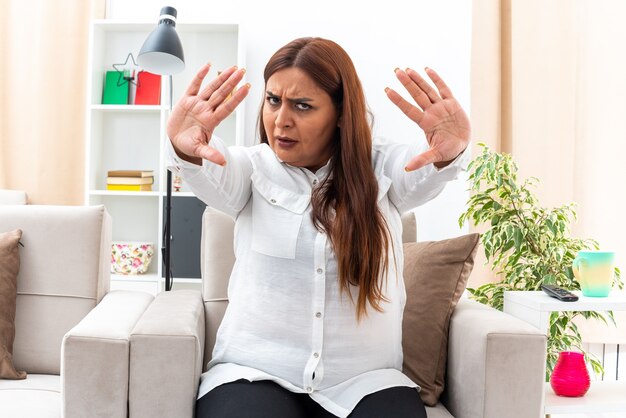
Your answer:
[470,0,626,340]
[0,0,105,204]
[470,0,626,284]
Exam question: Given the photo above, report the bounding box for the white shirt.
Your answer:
[167,136,469,417]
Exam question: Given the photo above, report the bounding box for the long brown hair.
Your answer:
[259,37,392,322]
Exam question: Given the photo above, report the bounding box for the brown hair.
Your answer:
[258,37,392,321]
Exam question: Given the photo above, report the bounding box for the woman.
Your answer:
[167,37,470,418]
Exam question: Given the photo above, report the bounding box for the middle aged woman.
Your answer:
[167,37,471,418]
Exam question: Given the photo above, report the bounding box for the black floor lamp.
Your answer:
[137,6,185,292]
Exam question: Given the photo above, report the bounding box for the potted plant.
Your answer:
[459,143,623,379]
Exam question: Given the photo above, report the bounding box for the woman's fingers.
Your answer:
[385,86,424,124]
[406,68,441,104]
[206,68,247,108]
[424,67,454,100]
[405,149,441,172]
[184,63,212,97]
[196,144,227,166]
[394,68,432,110]
[213,82,251,123]
[197,65,239,101]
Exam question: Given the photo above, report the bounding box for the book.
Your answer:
[107,170,154,178]
[134,71,161,105]
[102,71,129,105]
[107,184,152,192]
[106,176,154,185]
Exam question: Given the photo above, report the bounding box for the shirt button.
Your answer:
[307,386,313,393]
[270,199,277,204]
[313,179,318,185]
[315,312,322,318]
[313,352,319,358]
[316,268,323,274]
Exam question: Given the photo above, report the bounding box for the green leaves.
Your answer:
[459,143,624,379]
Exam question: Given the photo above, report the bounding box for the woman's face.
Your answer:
[263,67,339,172]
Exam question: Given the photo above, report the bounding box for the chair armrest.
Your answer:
[61,290,154,418]
[129,289,205,418]
[442,298,546,418]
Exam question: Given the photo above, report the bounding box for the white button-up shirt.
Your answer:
[167,136,468,417]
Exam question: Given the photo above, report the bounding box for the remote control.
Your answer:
[541,284,579,302]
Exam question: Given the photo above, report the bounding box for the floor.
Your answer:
[551,414,626,418]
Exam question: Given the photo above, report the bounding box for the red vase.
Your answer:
[550,351,591,397]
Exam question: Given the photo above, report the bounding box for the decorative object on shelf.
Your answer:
[134,71,162,105]
[459,143,624,379]
[111,242,155,275]
[573,250,616,297]
[106,170,154,191]
[550,351,591,397]
[173,175,182,192]
[138,6,185,292]
[102,70,129,104]
[112,52,139,87]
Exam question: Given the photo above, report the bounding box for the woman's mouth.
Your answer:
[276,136,297,149]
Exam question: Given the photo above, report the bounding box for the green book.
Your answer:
[102,71,129,104]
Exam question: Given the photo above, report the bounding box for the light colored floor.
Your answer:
[551,414,626,418]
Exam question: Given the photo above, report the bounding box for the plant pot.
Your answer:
[550,351,590,397]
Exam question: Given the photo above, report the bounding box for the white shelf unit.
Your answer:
[85,20,246,294]
[503,290,626,416]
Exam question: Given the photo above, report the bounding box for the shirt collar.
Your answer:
[274,153,333,182]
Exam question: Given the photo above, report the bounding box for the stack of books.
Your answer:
[107,170,154,191]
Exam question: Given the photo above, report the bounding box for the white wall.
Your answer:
[108,0,472,240]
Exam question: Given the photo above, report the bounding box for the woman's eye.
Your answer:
[295,103,311,111]
[266,96,280,106]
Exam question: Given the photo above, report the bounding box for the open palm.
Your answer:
[385,67,471,171]
[167,64,249,166]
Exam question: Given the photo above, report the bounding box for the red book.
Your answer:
[134,71,161,105]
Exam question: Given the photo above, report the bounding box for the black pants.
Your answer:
[196,379,427,418]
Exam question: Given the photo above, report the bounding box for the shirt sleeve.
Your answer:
[374,137,471,214]
[165,136,253,218]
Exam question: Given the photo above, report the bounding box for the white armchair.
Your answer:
[128,208,547,418]
[0,205,154,418]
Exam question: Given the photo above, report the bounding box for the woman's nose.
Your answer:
[275,105,292,129]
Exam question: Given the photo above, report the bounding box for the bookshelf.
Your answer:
[85,20,246,294]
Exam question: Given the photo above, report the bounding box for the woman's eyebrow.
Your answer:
[266,90,314,103]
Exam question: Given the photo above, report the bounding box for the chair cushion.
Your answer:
[425,402,455,418]
[0,229,26,379]
[402,233,480,406]
[0,374,60,417]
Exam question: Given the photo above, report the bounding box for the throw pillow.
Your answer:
[0,229,27,379]
[402,233,479,406]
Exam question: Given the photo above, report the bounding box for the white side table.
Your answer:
[503,290,626,416]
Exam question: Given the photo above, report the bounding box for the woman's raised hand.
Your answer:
[167,64,250,166]
[385,67,471,172]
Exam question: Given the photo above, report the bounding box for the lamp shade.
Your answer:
[138,6,185,75]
